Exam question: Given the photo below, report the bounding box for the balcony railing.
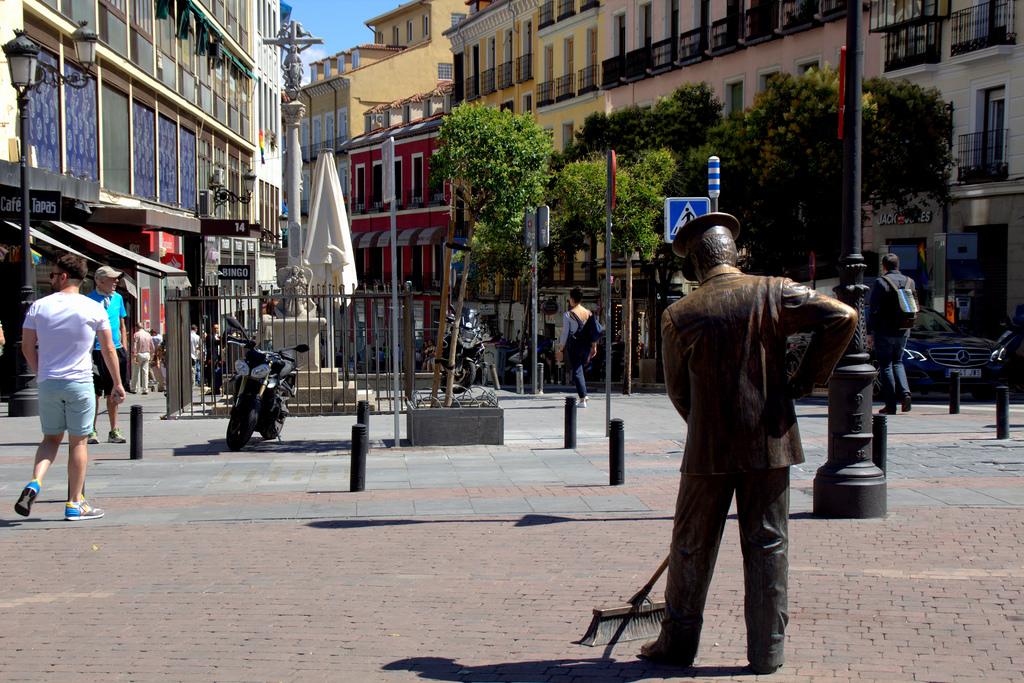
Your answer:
[537,80,555,107]
[517,53,533,82]
[540,0,555,28]
[950,0,1016,56]
[497,60,514,89]
[870,0,948,31]
[780,0,819,29]
[557,0,576,20]
[958,129,1009,182]
[465,75,479,100]
[711,15,741,52]
[481,67,496,95]
[679,27,707,62]
[884,21,942,71]
[650,36,675,71]
[578,64,598,93]
[625,45,651,80]
[745,0,780,42]
[601,55,625,88]
[555,73,576,101]
[819,0,846,19]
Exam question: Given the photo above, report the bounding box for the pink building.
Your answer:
[600,0,882,113]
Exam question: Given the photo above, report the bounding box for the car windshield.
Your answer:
[914,309,956,333]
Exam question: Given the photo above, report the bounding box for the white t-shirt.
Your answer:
[23,292,110,383]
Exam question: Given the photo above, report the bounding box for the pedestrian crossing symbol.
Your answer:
[664,197,711,243]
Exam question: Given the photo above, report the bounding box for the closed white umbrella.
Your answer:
[303,149,358,295]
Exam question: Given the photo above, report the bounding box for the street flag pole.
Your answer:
[605,149,615,436]
[384,135,400,446]
[708,156,720,211]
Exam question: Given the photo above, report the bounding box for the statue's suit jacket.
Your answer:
[662,267,857,474]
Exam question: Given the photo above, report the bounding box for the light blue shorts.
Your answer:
[38,379,96,437]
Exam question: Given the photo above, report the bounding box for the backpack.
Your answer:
[882,274,918,329]
[569,311,603,347]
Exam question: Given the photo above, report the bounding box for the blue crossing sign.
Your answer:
[664,197,711,243]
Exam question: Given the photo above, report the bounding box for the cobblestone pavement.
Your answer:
[1,391,1022,681]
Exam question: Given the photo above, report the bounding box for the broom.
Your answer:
[579,556,669,647]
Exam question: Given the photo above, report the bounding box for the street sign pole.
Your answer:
[384,136,400,447]
[708,156,720,212]
[605,150,615,435]
[531,214,538,395]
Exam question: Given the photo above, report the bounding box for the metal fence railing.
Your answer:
[165,285,417,418]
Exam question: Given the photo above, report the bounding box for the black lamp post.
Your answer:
[3,23,97,417]
[812,6,886,517]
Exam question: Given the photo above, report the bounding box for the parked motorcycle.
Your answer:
[438,307,486,393]
[994,305,1024,391]
[223,315,308,451]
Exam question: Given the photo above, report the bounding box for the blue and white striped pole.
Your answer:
[708,155,720,212]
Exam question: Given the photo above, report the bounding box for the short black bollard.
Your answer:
[872,413,887,473]
[357,400,370,433]
[130,405,143,460]
[949,370,961,414]
[351,423,367,492]
[609,418,625,486]
[564,396,577,449]
[996,386,1010,440]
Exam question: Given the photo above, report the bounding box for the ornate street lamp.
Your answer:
[3,24,97,417]
[211,168,257,208]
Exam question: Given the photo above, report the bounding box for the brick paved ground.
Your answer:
[1,391,1022,681]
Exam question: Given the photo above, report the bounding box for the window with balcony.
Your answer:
[745,0,780,42]
[540,1,555,28]
[871,0,948,31]
[883,21,942,71]
[959,86,1009,182]
[950,0,1016,56]
[558,0,576,20]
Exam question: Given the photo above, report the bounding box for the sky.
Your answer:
[287,0,409,78]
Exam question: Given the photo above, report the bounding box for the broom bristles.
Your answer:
[579,601,666,647]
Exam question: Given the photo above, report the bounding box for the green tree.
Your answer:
[430,104,552,402]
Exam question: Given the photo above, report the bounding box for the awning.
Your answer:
[46,221,191,284]
[4,221,93,262]
[416,226,447,245]
[948,260,985,281]
[353,230,387,249]
[354,227,448,249]
[396,227,424,246]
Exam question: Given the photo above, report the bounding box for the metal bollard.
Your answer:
[130,404,143,460]
[357,400,370,433]
[564,396,577,449]
[515,364,524,394]
[536,362,545,394]
[351,423,367,492]
[949,370,961,414]
[872,413,887,473]
[996,386,1010,440]
[609,418,624,485]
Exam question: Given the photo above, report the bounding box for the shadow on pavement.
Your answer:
[172,439,350,456]
[382,655,752,681]
[306,514,672,530]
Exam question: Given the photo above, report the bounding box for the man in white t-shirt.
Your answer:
[14,254,125,522]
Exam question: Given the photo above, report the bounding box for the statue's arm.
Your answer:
[661,310,691,422]
[781,281,858,397]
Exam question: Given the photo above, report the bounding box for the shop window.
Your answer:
[180,127,197,211]
[64,62,98,181]
[101,85,130,193]
[29,50,60,174]
[133,101,157,199]
[158,115,178,205]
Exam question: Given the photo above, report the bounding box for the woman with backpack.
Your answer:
[555,287,599,407]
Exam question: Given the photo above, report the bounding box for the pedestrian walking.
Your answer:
[555,287,599,408]
[86,265,129,444]
[14,254,125,521]
[131,324,154,394]
[148,327,164,391]
[644,214,856,674]
[190,324,202,386]
[868,253,917,415]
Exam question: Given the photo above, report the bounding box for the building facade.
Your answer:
[250,0,283,291]
[870,0,1022,335]
[2,0,261,338]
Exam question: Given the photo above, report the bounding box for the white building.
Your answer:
[253,0,284,291]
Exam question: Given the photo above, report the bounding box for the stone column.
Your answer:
[283,100,306,267]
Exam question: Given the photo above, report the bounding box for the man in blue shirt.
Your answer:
[86,265,129,444]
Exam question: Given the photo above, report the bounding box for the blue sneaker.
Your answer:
[14,481,40,517]
[65,500,105,521]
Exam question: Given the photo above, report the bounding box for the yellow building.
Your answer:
[446,0,605,151]
[298,0,465,211]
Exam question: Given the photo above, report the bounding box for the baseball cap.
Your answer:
[95,265,123,279]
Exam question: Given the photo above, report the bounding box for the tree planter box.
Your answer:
[406,406,504,446]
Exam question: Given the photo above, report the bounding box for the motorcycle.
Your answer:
[223,315,308,451]
[438,307,486,393]
[994,305,1024,391]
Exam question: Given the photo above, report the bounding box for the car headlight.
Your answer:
[234,360,250,375]
[991,348,1005,363]
[903,349,927,362]
[250,364,272,379]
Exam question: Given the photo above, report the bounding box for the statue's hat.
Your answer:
[672,212,741,258]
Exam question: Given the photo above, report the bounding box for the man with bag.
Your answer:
[867,253,918,415]
[555,287,601,407]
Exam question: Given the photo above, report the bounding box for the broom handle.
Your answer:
[627,555,670,606]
